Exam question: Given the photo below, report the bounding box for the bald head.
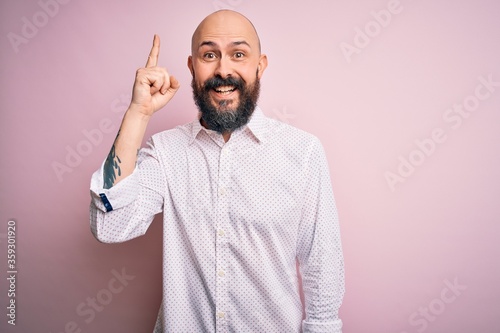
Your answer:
[191,10,261,55]
[187,10,268,137]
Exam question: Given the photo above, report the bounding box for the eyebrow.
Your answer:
[198,40,251,49]
[199,41,217,48]
[231,41,251,48]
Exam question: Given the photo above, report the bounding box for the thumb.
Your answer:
[169,75,180,92]
[161,75,180,96]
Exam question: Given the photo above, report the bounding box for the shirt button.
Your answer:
[218,229,225,236]
[217,311,225,318]
[218,270,225,277]
[219,187,226,196]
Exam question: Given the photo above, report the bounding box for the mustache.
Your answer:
[203,76,245,91]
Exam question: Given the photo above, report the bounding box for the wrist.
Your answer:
[124,106,152,123]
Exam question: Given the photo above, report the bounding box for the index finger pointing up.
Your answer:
[146,34,160,67]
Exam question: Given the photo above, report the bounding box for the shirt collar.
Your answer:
[189,106,268,145]
[244,106,267,143]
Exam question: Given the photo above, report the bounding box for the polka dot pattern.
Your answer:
[89,107,345,332]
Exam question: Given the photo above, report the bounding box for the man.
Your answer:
[90,10,344,333]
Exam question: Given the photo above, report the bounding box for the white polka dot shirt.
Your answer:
[89,107,345,333]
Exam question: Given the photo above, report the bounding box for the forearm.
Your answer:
[301,245,344,333]
[90,171,161,243]
[90,137,165,243]
[103,107,151,188]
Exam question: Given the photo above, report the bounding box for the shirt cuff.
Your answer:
[302,319,343,333]
[89,161,140,212]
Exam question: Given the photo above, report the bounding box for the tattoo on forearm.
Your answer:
[103,133,122,189]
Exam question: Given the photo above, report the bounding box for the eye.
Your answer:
[203,52,217,60]
[234,52,245,59]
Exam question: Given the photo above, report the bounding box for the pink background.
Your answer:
[1,0,499,332]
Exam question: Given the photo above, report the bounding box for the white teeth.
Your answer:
[215,86,236,94]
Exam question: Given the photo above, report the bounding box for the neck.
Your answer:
[222,132,231,142]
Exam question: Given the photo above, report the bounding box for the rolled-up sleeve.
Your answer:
[89,137,166,243]
[297,139,345,333]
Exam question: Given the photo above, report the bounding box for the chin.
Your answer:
[213,99,238,112]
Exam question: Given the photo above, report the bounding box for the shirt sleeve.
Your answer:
[89,137,166,243]
[297,138,345,333]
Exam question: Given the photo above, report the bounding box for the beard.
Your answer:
[191,71,260,134]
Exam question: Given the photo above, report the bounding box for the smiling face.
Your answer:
[188,10,268,134]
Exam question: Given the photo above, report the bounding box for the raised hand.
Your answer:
[102,35,180,189]
[129,35,180,116]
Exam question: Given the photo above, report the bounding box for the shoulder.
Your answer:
[148,120,197,148]
[265,116,323,152]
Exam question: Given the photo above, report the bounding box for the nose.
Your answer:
[214,55,233,79]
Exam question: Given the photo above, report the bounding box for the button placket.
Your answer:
[215,145,231,331]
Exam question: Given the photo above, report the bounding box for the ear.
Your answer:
[187,56,194,77]
[257,54,268,79]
